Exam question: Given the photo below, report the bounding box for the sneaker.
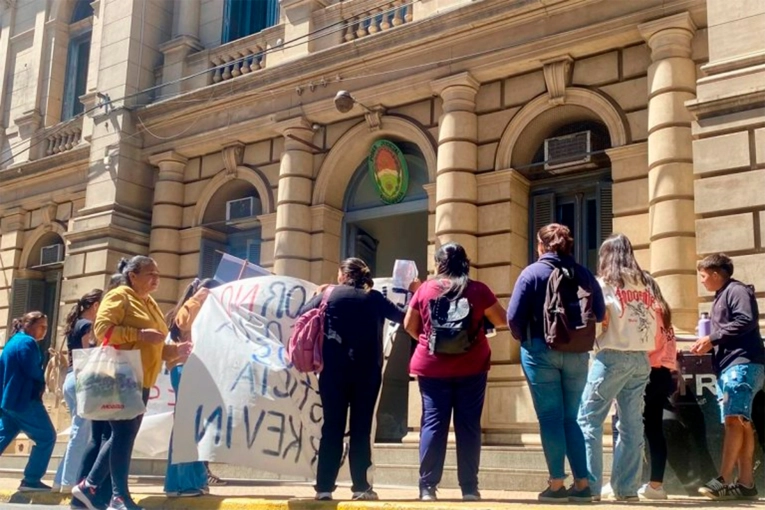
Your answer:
[539,485,569,502]
[201,485,210,495]
[601,482,613,499]
[72,481,99,510]
[419,486,438,501]
[568,485,594,503]
[18,480,52,492]
[463,491,481,501]
[352,489,379,501]
[699,476,734,500]
[165,489,203,498]
[638,483,668,500]
[729,483,759,501]
[107,497,144,510]
[614,494,640,502]
[206,472,227,486]
[314,492,333,501]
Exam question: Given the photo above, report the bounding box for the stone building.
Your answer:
[0,0,763,445]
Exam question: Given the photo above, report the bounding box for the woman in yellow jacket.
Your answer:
[73,256,187,510]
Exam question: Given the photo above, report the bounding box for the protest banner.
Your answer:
[171,275,412,478]
[132,367,174,458]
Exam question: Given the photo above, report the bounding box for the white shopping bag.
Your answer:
[73,346,145,421]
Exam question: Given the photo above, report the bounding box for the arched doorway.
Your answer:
[198,179,264,279]
[11,232,65,358]
[524,121,613,271]
[342,139,429,442]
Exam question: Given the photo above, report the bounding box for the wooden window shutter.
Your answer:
[598,182,613,243]
[247,239,262,265]
[199,239,225,279]
[8,279,46,329]
[530,193,555,262]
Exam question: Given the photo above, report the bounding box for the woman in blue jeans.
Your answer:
[577,234,657,501]
[507,223,605,502]
[54,289,103,493]
[162,278,219,497]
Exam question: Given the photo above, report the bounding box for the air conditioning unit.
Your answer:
[40,244,64,266]
[226,197,254,222]
[544,130,591,170]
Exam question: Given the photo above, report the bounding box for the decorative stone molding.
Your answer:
[159,35,204,57]
[541,55,573,105]
[19,222,66,269]
[221,142,245,177]
[148,150,188,182]
[14,109,42,137]
[193,166,275,226]
[364,107,385,132]
[41,203,58,225]
[638,12,696,61]
[431,72,480,113]
[0,207,27,233]
[495,87,629,170]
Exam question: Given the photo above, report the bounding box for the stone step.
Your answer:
[0,444,614,491]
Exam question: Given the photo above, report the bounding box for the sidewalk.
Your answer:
[0,477,758,509]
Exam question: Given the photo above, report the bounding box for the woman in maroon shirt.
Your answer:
[404,242,506,501]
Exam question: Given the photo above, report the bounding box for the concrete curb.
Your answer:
[0,490,583,509]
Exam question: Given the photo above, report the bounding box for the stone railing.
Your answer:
[337,0,413,42]
[44,117,83,156]
[206,24,285,84]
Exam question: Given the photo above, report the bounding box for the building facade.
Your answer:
[0,0,763,442]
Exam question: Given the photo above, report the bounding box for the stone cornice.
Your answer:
[159,35,204,56]
[0,145,89,185]
[638,12,696,60]
[431,72,480,96]
[148,150,189,167]
[139,0,705,154]
[605,142,648,163]
[476,169,530,193]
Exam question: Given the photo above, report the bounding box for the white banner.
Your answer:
[132,367,174,458]
[171,275,409,478]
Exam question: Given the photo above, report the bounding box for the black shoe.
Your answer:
[729,483,759,501]
[72,482,99,510]
[419,486,437,501]
[568,485,594,503]
[18,480,52,492]
[539,485,569,502]
[699,476,735,500]
[107,497,144,510]
[463,491,481,501]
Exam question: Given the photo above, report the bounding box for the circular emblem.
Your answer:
[368,140,409,204]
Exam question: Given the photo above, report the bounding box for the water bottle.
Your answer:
[698,312,711,337]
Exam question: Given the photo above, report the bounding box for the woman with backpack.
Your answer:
[507,223,605,502]
[163,278,220,497]
[404,242,507,502]
[577,233,657,502]
[302,258,410,502]
[53,289,103,493]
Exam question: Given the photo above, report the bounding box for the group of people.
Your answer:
[0,223,762,509]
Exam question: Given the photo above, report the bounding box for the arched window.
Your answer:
[198,179,264,279]
[222,0,280,44]
[61,0,94,120]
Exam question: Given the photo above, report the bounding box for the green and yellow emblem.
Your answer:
[368,140,408,204]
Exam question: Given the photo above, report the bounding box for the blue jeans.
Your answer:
[164,365,207,493]
[520,337,590,481]
[55,370,92,488]
[0,399,56,483]
[716,363,765,423]
[577,349,650,498]
[418,372,487,494]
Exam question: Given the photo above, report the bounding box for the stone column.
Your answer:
[174,0,200,39]
[639,13,697,332]
[273,119,314,280]
[148,151,187,310]
[431,73,480,263]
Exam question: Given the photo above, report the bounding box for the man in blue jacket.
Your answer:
[0,311,56,492]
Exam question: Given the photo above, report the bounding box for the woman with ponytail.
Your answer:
[163,277,219,498]
[403,242,507,502]
[53,289,103,492]
[303,257,411,502]
[0,311,56,492]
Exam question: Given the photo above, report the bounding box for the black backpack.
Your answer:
[427,295,474,355]
[541,261,597,353]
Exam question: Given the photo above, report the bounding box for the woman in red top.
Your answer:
[404,242,507,501]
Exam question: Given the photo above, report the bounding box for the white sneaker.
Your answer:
[315,492,333,501]
[352,489,379,500]
[638,483,668,500]
[601,482,614,499]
